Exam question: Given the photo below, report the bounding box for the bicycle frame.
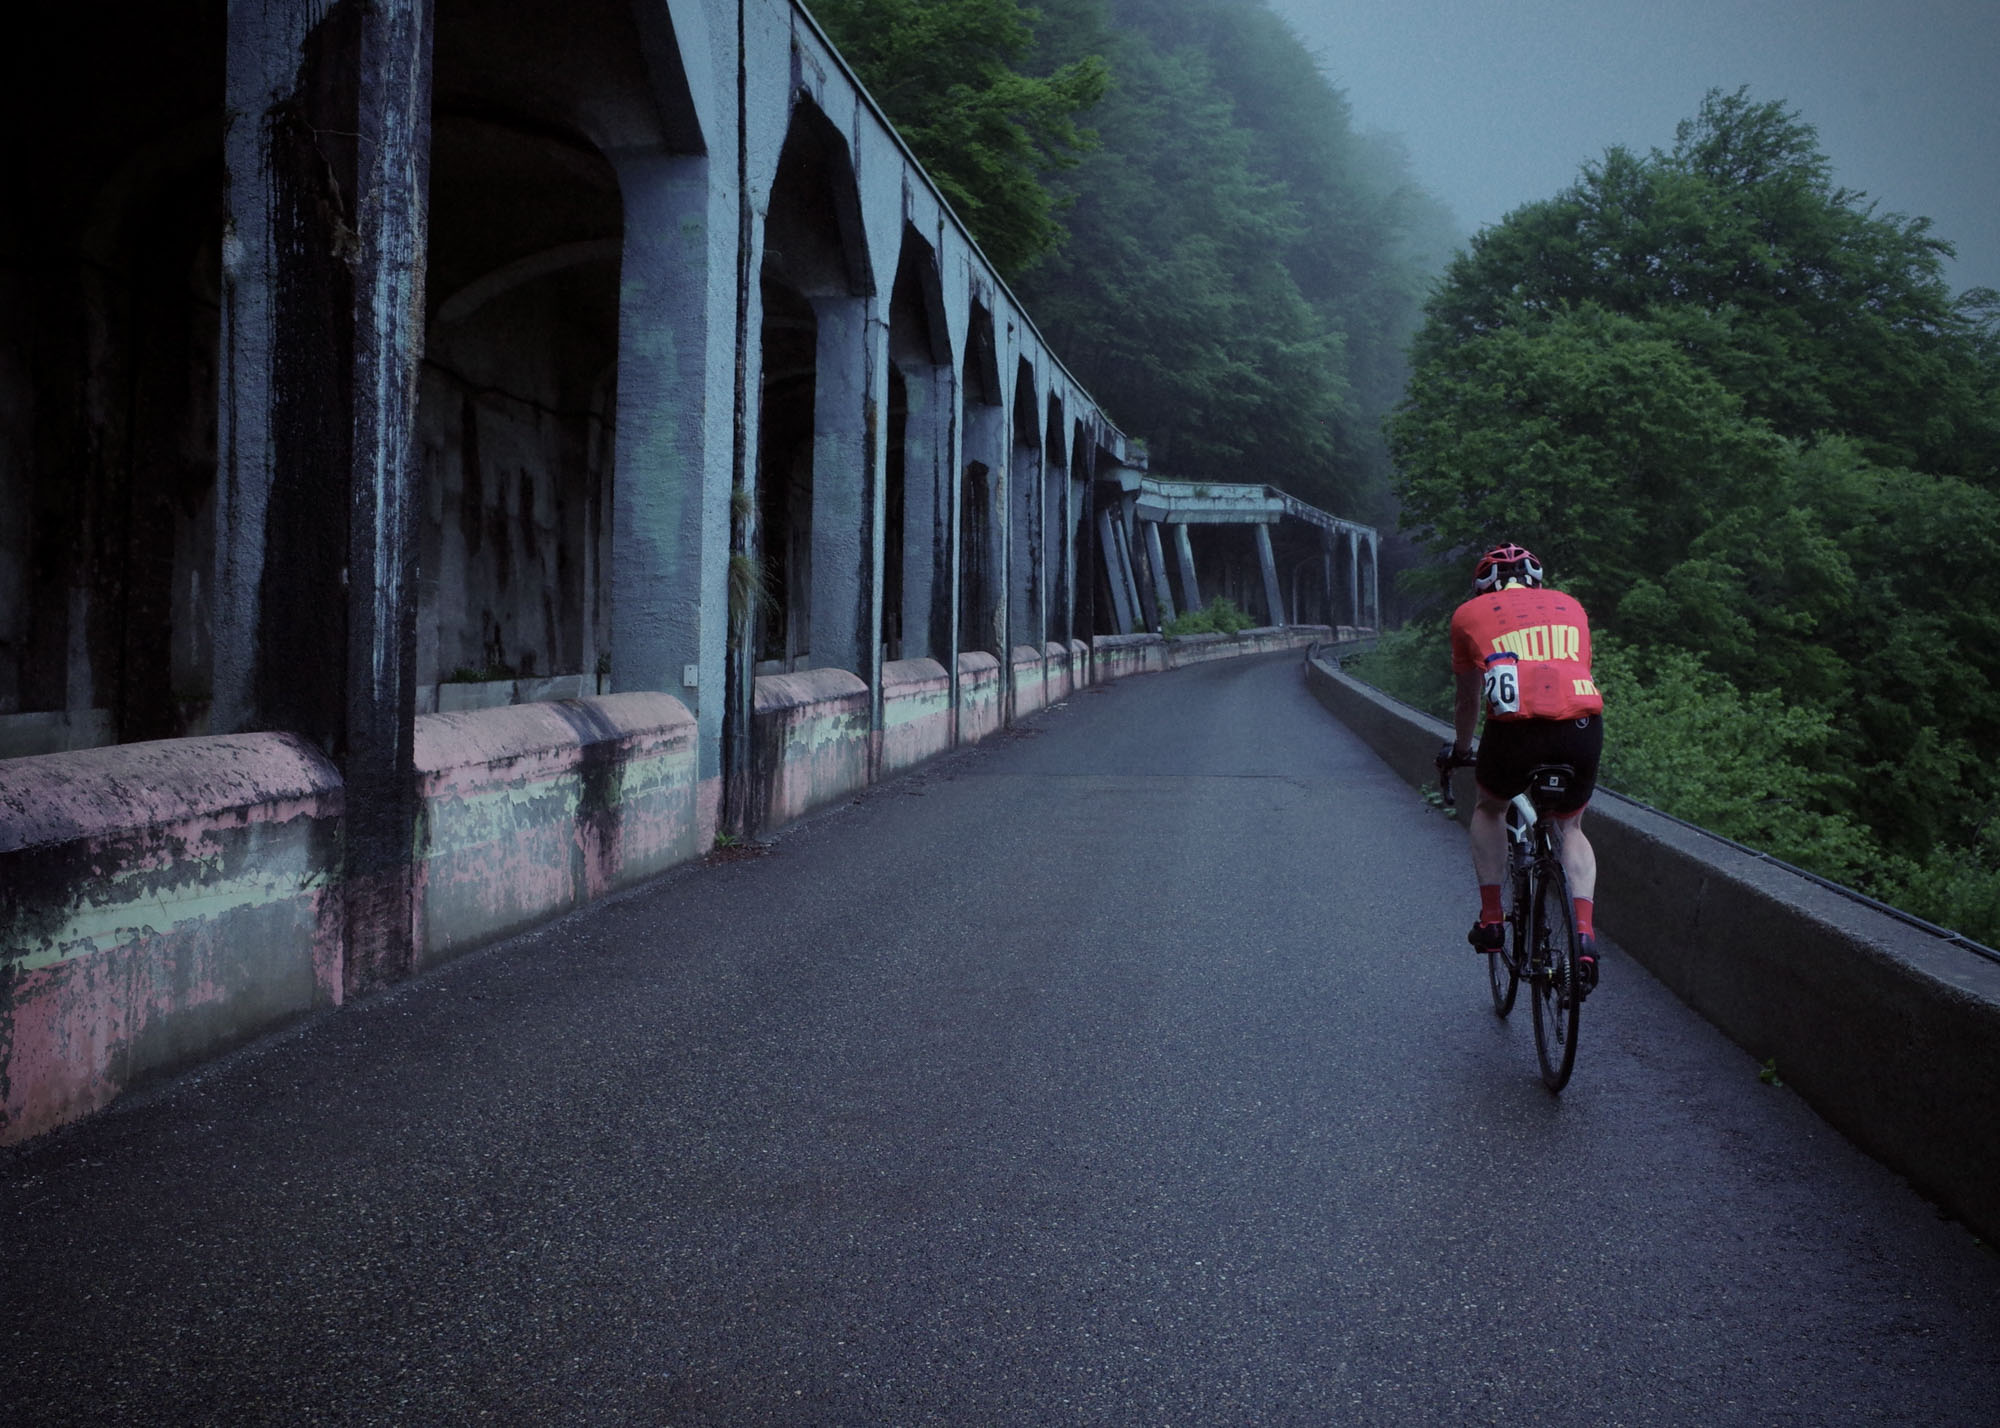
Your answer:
[1438,750,1584,1090]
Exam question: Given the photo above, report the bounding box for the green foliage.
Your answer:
[809,0,1109,276]
[1162,596,1255,636]
[1591,640,1875,885]
[1385,87,2000,946]
[815,0,1457,521]
[1014,0,1454,518]
[1339,618,1450,718]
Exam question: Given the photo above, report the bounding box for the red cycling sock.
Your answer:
[1479,884,1504,923]
[1574,898,1595,939]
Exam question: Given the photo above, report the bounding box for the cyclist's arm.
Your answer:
[1453,669,1482,754]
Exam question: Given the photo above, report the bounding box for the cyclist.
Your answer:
[1446,543,1605,994]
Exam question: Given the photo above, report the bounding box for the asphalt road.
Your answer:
[5,652,1997,1425]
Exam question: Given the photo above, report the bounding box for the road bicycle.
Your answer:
[1437,750,1584,1092]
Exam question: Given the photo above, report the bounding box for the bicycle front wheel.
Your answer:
[1530,861,1581,1092]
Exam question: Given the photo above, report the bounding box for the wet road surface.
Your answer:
[5,652,1998,1424]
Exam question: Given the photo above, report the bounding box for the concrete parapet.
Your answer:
[410,695,701,969]
[957,653,1003,745]
[1043,642,1073,702]
[1067,640,1091,693]
[1304,653,2000,1243]
[881,659,952,776]
[1093,633,1168,679]
[1012,645,1049,717]
[1166,631,1232,665]
[1161,625,1329,668]
[0,735,345,1144]
[751,668,871,833]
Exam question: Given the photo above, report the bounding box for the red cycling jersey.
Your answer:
[1450,583,1603,722]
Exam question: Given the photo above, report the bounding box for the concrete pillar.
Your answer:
[1044,459,1067,644]
[1144,519,1176,624]
[1254,523,1285,627]
[808,297,873,679]
[1174,524,1201,614]
[960,402,1007,658]
[1009,437,1041,656]
[1097,507,1136,635]
[900,364,954,663]
[216,0,432,993]
[609,151,729,786]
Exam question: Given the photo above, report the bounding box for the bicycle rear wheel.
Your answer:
[1489,853,1527,1016]
[1530,861,1581,1091]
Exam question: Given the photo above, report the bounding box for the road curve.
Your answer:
[4,652,1997,1425]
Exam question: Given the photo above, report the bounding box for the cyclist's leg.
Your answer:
[1548,713,1605,994]
[1470,785,1510,886]
[1468,725,1527,951]
[1555,809,1595,900]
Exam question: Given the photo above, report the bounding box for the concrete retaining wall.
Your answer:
[411,695,701,970]
[0,735,345,1142]
[1304,652,2000,1243]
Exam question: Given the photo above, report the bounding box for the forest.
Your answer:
[808,0,1458,525]
[1370,90,2000,946]
[808,0,2000,946]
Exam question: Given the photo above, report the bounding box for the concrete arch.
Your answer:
[755,96,875,679]
[0,4,226,757]
[433,0,701,156]
[763,98,875,300]
[417,66,625,703]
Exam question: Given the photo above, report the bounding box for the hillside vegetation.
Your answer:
[810,2,2000,944]
[1359,90,2000,945]
[810,0,1457,522]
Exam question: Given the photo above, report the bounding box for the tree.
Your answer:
[809,0,1108,277]
[1385,87,2000,943]
[1411,89,2000,481]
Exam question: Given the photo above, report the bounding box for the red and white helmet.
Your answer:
[1473,543,1544,592]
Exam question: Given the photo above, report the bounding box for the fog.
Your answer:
[1265,0,1999,294]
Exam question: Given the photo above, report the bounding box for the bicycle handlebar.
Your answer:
[1434,744,1475,809]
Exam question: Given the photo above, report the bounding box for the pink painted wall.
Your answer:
[1011,645,1047,717]
[751,668,871,832]
[0,734,344,1144]
[410,694,700,969]
[880,659,952,776]
[957,653,1002,745]
[0,635,1319,1143]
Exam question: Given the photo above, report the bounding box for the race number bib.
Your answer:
[1483,652,1521,718]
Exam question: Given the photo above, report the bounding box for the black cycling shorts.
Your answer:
[1476,714,1603,816]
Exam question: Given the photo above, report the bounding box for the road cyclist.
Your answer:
[1436,543,1605,1087]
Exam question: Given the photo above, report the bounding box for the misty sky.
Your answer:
[1266,0,1999,295]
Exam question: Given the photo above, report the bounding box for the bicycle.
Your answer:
[1436,750,1585,1092]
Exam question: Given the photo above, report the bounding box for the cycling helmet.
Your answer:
[1473,543,1544,592]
